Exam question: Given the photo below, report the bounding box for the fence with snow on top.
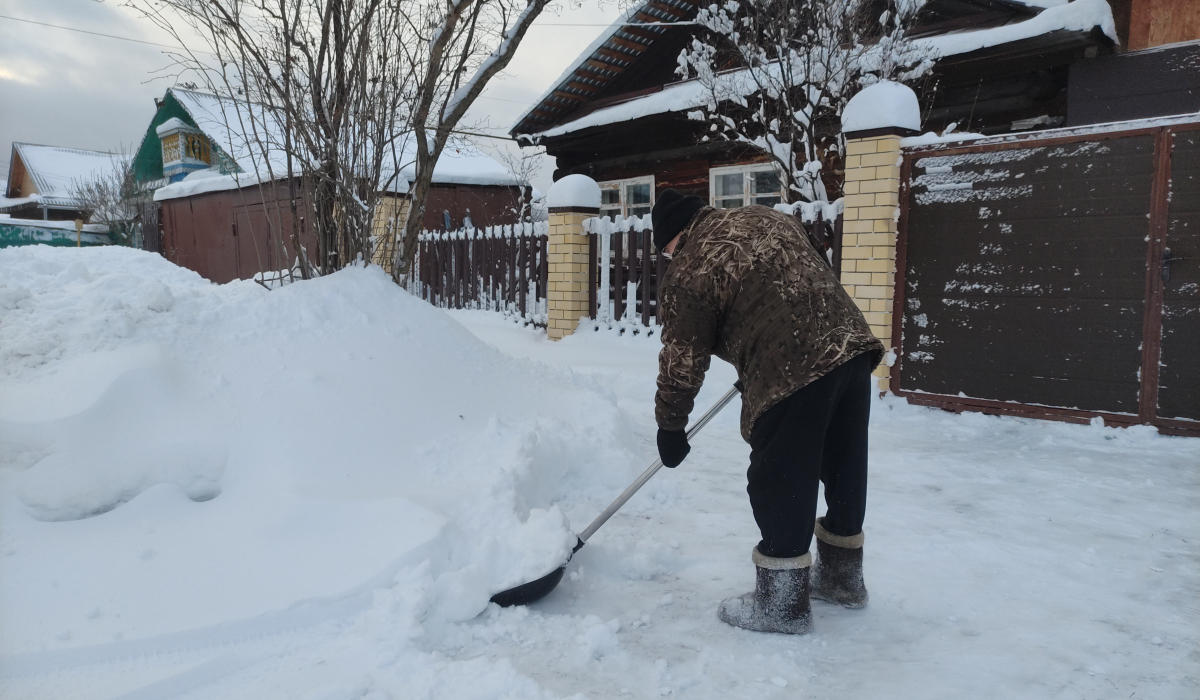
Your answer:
[413,222,549,325]
[581,209,844,333]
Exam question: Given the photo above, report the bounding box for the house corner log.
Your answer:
[840,131,904,393]
[546,208,595,340]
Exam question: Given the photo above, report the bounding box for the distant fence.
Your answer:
[582,209,844,331]
[412,222,550,325]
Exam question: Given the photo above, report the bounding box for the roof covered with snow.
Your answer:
[150,88,519,200]
[515,0,1116,141]
[6,143,126,209]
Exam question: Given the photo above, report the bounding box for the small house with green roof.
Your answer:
[132,87,527,283]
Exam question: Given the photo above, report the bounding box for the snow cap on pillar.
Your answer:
[547,174,600,213]
[841,81,921,138]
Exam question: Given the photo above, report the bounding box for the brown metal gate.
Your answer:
[893,120,1199,436]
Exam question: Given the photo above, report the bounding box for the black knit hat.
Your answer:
[652,189,705,252]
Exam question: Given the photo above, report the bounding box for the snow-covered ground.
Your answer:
[1,246,1196,700]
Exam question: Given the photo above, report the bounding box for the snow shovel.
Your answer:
[490,384,742,607]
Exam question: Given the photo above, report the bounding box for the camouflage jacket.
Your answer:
[655,205,884,442]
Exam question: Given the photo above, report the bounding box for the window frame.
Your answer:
[708,163,785,210]
[599,175,656,221]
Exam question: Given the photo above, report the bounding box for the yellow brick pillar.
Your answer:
[838,81,922,391]
[545,175,601,341]
[840,124,919,393]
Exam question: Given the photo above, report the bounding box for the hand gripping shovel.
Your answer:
[490,384,741,607]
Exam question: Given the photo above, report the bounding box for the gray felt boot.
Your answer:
[717,546,812,635]
[810,517,868,608]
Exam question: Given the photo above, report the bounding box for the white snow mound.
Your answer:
[842,80,921,134]
[547,174,601,210]
[0,245,643,655]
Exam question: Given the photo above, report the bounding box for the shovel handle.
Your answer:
[577,384,741,544]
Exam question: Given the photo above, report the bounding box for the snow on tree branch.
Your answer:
[677,0,934,204]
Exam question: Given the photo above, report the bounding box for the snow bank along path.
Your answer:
[0,246,646,696]
[2,247,1197,699]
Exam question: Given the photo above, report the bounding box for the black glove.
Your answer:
[657,428,690,468]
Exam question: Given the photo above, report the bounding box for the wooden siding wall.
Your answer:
[160,184,523,284]
[1068,43,1200,127]
[568,147,776,203]
[7,154,36,199]
[160,182,317,284]
[421,184,524,231]
[1129,0,1200,50]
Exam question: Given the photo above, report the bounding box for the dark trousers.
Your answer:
[746,351,872,559]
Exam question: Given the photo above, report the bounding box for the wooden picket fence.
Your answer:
[410,210,843,333]
[414,222,550,324]
[582,210,844,330]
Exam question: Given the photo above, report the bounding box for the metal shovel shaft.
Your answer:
[577,385,741,544]
[490,384,740,607]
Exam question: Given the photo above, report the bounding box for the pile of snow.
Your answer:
[900,130,988,148]
[0,246,644,663]
[919,0,1116,57]
[155,117,193,137]
[841,81,920,133]
[547,174,601,210]
[0,194,42,209]
[152,167,263,202]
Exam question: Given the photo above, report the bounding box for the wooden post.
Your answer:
[613,229,625,321]
[654,247,666,325]
[588,232,598,320]
[519,232,528,318]
[641,226,651,327]
[75,219,82,247]
[539,233,549,309]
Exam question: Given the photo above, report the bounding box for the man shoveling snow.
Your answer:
[651,189,883,635]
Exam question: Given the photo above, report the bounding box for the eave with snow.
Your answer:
[132,88,523,207]
[131,87,530,284]
[509,0,1133,210]
[2,143,125,221]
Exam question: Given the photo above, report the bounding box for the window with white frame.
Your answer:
[709,165,784,209]
[599,176,655,222]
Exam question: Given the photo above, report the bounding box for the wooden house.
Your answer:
[2,143,123,222]
[511,0,1197,213]
[132,88,527,283]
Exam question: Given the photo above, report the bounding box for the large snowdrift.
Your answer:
[0,246,643,657]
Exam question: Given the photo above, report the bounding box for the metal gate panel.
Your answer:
[1158,128,1200,423]
[899,134,1156,415]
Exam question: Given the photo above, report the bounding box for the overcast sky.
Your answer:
[0,0,628,192]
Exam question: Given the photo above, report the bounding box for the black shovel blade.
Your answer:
[489,537,584,607]
[490,565,566,607]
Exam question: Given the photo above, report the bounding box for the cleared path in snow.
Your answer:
[438,311,1199,700]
